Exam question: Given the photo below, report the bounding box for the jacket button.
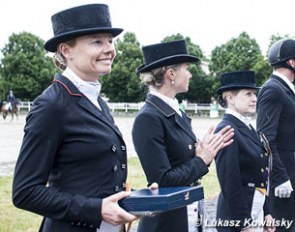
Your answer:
[260,154,263,158]
[113,165,118,172]
[122,182,126,188]
[261,168,264,173]
[89,224,94,228]
[188,144,193,150]
[121,145,126,151]
[121,164,126,169]
[114,185,119,192]
[111,145,117,152]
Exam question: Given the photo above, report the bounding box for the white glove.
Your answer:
[274,180,293,198]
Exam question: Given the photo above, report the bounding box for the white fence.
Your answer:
[17,101,224,116]
[18,101,33,111]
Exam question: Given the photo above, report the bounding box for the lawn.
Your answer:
[0,157,220,231]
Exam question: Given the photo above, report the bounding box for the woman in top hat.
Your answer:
[214,71,275,232]
[12,4,140,232]
[132,39,234,232]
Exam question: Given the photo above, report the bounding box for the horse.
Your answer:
[1,101,19,121]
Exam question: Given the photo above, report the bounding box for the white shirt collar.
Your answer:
[273,71,295,94]
[62,67,102,110]
[226,108,252,127]
[150,90,182,116]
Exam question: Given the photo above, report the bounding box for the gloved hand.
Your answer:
[274,180,293,198]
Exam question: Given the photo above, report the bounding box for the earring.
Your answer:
[171,80,175,85]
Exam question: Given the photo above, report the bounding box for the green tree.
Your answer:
[209,32,262,94]
[0,70,3,100]
[252,55,271,87]
[162,34,213,103]
[100,32,145,102]
[0,32,56,101]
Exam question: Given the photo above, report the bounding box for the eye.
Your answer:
[92,39,102,45]
[246,90,257,96]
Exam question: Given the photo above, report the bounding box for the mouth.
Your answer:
[97,58,112,64]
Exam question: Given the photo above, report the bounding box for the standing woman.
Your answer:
[214,71,275,232]
[132,40,234,232]
[12,4,137,232]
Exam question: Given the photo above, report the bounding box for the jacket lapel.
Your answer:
[223,114,263,148]
[54,74,123,137]
[146,95,196,140]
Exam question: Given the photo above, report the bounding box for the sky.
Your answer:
[1,0,295,57]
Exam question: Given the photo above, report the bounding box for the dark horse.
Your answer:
[0,101,19,120]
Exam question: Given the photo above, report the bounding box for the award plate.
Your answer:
[119,185,204,216]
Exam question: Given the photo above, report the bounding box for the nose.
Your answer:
[104,41,115,52]
[252,95,257,103]
[188,71,192,79]
[103,41,116,61]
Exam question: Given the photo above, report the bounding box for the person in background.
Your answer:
[257,38,295,232]
[132,39,234,232]
[12,4,139,232]
[5,90,16,111]
[214,70,275,232]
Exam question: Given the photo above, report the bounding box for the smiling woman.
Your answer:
[11,4,139,232]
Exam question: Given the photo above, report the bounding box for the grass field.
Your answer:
[0,157,220,232]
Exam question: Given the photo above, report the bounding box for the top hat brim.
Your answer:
[137,55,199,73]
[44,27,123,52]
[216,84,260,95]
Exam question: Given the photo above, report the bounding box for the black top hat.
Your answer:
[44,4,123,52]
[137,40,199,73]
[216,70,259,95]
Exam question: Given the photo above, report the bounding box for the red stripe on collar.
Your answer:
[53,79,82,97]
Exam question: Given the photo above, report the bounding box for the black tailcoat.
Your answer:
[215,114,270,231]
[132,94,208,232]
[13,74,127,232]
[257,74,295,231]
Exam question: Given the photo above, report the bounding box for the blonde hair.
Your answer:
[219,90,240,108]
[52,39,77,71]
[140,64,179,89]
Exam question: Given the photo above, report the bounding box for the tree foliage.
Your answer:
[209,32,263,94]
[0,32,56,101]
[100,32,145,102]
[0,30,291,103]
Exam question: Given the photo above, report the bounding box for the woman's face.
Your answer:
[63,33,116,81]
[228,89,257,116]
[173,63,192,94]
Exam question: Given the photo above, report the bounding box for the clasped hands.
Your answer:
[196,125,234,165]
